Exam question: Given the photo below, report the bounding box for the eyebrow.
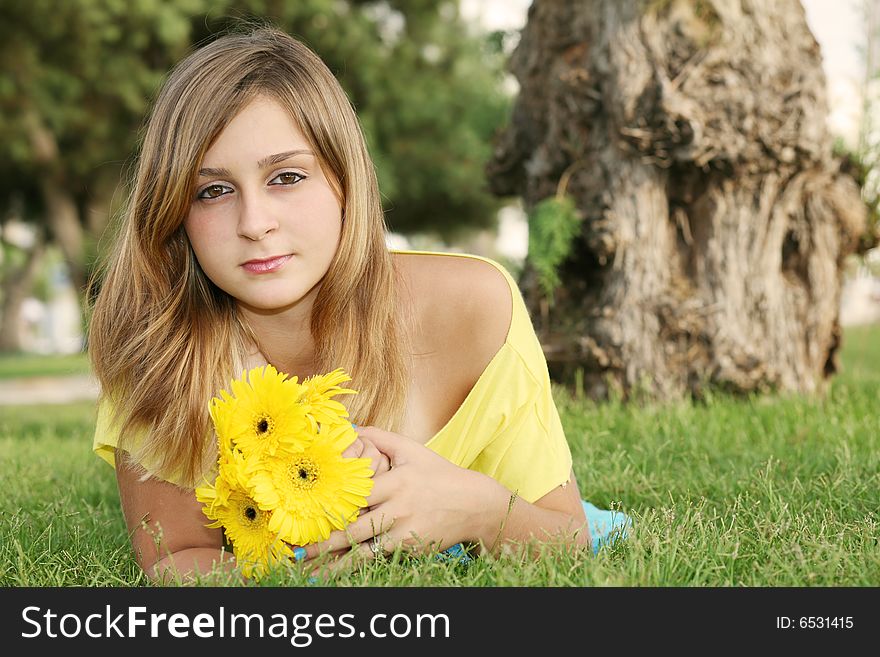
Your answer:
[197,149,315,178]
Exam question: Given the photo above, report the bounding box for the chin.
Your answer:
[245,296,306,312]
[240,285,318,312]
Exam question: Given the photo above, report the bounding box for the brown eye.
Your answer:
[197,184,232,200]
[269,171,304,186]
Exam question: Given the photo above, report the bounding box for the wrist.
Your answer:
[462,470,515,548]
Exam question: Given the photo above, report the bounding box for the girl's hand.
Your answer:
[302,426,508,571]
[341,431,391,476]
[287,429,394,565]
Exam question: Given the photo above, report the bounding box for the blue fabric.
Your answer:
[436,541,473,564]
[581,500,632,555]
[438,500,632,563]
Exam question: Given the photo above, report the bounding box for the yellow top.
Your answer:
[92,249,572,503]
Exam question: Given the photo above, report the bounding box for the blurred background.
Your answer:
[0,0,877,399]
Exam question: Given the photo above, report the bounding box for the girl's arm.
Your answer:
[115,453,235,583]
[471,467,590,553]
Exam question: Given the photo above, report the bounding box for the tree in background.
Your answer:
[0,0,509,350]
[488,0,871,400]
[0,0,201,349]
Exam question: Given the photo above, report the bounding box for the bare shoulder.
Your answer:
[393,251,513,357]
[392,252,515,439]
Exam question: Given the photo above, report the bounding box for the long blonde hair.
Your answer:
[88,26,410,488]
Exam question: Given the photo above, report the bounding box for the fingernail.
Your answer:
[293,547,307,561]
[351,423,358,429]
[307,576,318,585]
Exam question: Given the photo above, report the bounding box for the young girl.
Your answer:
[89,25,629,582]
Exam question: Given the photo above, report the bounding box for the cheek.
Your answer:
[300,216,342,244]
[296,195,343,241]
[184,216,229,273]
[185,212,230,248]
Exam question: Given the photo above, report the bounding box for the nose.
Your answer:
[237,192,279,241]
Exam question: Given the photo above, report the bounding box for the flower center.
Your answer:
[253,414,274,437]
[237,499,264,528]
[289,458,320,490]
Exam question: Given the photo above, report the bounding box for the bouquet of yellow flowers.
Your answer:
[195,365,374,579]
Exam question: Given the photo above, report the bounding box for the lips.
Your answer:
[241,254,292,274]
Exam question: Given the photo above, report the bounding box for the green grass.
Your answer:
[1,326,878,586]
[0,351,91,379]
[0,402,145,586]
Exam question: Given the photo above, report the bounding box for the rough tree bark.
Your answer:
[487,0,868,399]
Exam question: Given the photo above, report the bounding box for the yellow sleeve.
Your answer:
[92,399,119,470]
[478,256,573,503]
[467,349,573,504]
[92,399,190,487]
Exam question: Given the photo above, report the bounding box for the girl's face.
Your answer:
[184,95,343,315]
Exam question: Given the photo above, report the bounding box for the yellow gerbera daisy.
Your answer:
[210,365,312,460]
[298,368,358,428]
[198,447,252,511]
[196,461,292,580]
[249,422,374,546]
[209,388,238,454]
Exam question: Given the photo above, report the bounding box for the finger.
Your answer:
[341,433,391,477]
[350,535,387,563]
[309,533,398,577]
[361,465,397,506]
[354,506,398,540]
[302,508,397,559]
[354,531,439,558]
[288,545,343,570]
[355,426,413,465]
[359,438,392,476]
[308,546,369,577]
[368,452,391,476]
[302,511,395,560]
[340,437,365,459]
[310,547,348,566]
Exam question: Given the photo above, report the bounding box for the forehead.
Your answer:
[201,95,310,165]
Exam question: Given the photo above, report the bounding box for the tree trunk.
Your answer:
[0,227,46,352]
[24,110,88,296]
[487,0,867,399]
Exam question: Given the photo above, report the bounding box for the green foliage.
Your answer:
[833,139,880,255]
[0,0,211,291]
[0,0,510,250]
[527,196,582,302]
[0,0,204,179]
